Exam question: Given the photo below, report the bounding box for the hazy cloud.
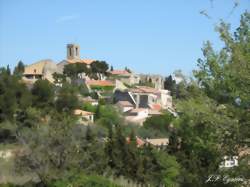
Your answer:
[56,14,79,23]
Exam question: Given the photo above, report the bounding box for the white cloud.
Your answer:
[56,14,79,23]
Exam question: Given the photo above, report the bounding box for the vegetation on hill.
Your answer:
[0,11,249,187]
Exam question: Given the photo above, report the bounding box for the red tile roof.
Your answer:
[126,136,145,147]
[151,104,161,111]
[74,109,94,116]
[130,86,159,94]
[86,80,114,87]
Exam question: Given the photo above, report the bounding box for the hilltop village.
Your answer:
[1,11,250,186]
[22,44,176,128]
[1,6,249,186]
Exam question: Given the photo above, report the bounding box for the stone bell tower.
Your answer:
[67,44,80,60]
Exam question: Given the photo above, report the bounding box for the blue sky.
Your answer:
[0,0,249,76]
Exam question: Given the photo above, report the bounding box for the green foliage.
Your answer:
[110,65,114,71]
[143,112,173,134]
[13,61,25,77]
[1,11,249,187]
[137,80,155,88]
[124,66,131,73]
[6,65,11,75]
[15,113,107,185]
[50,173,120,187]
[165,12,250,187]
[164,75,176,96]
[55,83,79,113]
[90,85,114,91]
[0,68,31,122]
[104,125,181,186]
[63,63,89,80]
[122,124,168,138]
[52,72,66,84]
[96,105,123,128]
[31,79,54,108]
[194,11,250,105]
[90,61,109,80]
[82,102,97,113]
[0,121,17,143]
[153,150,180,187]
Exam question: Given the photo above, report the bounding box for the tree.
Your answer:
[90,61,109,80]
[15,112,108,185]
[95,104,101,120]
[164,75,176,96]
[63,63,89,81]
[31,79,54,107]
[6,65,11,75]
[52,72,66,85]
[110,65,114,71]
[55,83,79,113]
[143,112,173,133]
[13,61,25,76]
[0,68,31,122]
[166,12,250,186]
[194,12,250,105]
[124,66,132,73]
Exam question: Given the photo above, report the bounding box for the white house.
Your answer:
[219,156,239,168]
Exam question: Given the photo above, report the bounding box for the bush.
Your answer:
[50,174,120,187]
[143,112,173,133]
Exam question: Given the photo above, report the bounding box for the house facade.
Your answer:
[109,70,140,86]
[114,86,172,110]
[74,109,94,125]
[23,59,59,83]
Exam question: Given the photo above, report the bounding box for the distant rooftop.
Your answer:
[86,80,114,87]
[109,70,131,75]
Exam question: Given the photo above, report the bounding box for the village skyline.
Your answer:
[0,0,249,76]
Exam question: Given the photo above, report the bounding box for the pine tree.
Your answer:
[95,104,101,120]
[14,60,25,76]
[6,65,11,75]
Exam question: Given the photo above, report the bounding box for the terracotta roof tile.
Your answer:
[130,86,159,94]
[151,104,161,111]
[126,136,145,147]
[86,80,114,87]
[74,109,94,116]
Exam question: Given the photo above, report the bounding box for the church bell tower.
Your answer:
[67,44,80,60]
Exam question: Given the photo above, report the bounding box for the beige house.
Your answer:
[109,70,140,85]
[23,59,59,83]
[116,100,134,112]
[74,109,94,124]
[145,138,169,148]
[125,108,149,125]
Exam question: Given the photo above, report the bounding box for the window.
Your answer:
[76,47,78,56]
[69,48,72,57]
